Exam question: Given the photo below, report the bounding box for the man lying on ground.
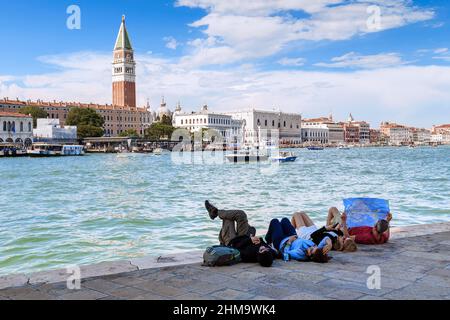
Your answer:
[205,200,276,267]
[328,207,392,245]
[291,211,357,252]
[265,217,331,263]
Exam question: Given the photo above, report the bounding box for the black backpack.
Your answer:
[202,245,241,267]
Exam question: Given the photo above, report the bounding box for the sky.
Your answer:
[0,0,450,128]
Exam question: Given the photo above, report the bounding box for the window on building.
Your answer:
[2,121,6,131]
[20,122,23,132]
[272,120,275,127]
[265,120,268,126]
[28,122,32,132]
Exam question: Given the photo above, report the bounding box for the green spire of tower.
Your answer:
[114,15,133,50]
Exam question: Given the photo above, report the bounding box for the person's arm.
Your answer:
[285,247,308,261]
[341,212,351,238]
[310,226,327,238]
[317,236,332,254]
[231,236,252,250]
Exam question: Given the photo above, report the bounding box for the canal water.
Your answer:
[0,146,449,275]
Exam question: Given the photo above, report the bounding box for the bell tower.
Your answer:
[112,15,136,108]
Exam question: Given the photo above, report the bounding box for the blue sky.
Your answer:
[1,0,450,127]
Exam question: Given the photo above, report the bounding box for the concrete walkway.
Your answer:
[0,223,449,300]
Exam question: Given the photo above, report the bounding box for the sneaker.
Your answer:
[205,200,218,220]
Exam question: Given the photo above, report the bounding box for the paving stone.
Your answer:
[108,286,148,299]
[211,288,254,300]
[284,292,328,300]
[381,283,450,300]
[82,278,125,292]
[319,279,394,297]
[133,281,188,298]
[131,293,168,300]
[233,271,267,281]
[0,274,29,290]
[57,289,109,300]
[184,280,228,295]
[248,285,298,299]
[416,275,450,288]
[326,289,365,300]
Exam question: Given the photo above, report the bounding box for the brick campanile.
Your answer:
[112,15,136,108]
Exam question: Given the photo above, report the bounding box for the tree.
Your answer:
[144,123,175,140]
[65,107,105,138]
[77,125,104,139]
[119,129,139,138]
[19,106,48,128]
[66,107,105,127]
[160,114,173,126]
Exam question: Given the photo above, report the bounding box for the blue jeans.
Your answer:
[265,218,297,250]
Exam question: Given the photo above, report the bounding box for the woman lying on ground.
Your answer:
[291,209,357,252]
[265,218,331,263]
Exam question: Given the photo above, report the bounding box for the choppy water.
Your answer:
[0,146,449,276]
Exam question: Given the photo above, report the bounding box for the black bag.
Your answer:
[202,245,241,267]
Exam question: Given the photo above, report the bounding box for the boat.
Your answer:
[307,146,324,151]
[226,149,269,163]
[271,151,297,163]
[28,143,84,157]
[337,145,350,150]
[153,148,163,155]
[0,143,28,157]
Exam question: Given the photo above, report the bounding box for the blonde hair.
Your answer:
[343,238,358,252]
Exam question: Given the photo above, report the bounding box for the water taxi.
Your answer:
[270,151,297,163]
[28,143,84,157]
[0,143,27,157]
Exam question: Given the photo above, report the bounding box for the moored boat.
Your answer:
[0,143,27,157]
[307,146,324,151]
[28,143,84,157]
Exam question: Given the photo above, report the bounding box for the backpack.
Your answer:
[202,245,241,267]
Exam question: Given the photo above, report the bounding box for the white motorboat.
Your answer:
[226,149,269,163]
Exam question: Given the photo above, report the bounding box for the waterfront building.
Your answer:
[0,111,33,146]
[173,104,242,140]
[380,122,413,146]
[0,17,153,137]
[370,129,382,144]
[431,133,450,144]
[302,115,344,145]
[33,119,77,142]
[410,128,431,145]
[226,109,302,145]
[342,114,370,144]
[432,124,450,135]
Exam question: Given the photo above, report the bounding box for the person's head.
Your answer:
[257,246,274,267]
[374,219,389,235]
[310,248,330,263]
[333,236,344,251]
[342,237,357,252]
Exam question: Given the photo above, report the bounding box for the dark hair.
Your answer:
[310,249,330,263]
[257,250,274,267]
[376,219,389,234]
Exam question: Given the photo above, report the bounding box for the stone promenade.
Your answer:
[0,223,449,300]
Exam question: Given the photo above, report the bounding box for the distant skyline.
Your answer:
[0,0,450,127]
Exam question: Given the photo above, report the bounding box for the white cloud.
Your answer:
[278,57,306,67]
[315,52,406,69]
[176,0,434,66]
[434,48,448,54]
[1,51,450,128]
[164,36,179,50]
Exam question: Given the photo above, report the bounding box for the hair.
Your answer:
[343,238,358,252]
[257,250,274,267]
[310,249,330,263]
[375,219,389,234]
[333,238,344,251]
